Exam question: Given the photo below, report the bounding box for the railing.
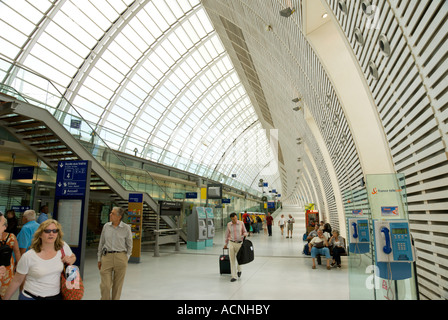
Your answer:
[0,57,175,214]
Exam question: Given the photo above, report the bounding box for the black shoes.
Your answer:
[231,272,242,282]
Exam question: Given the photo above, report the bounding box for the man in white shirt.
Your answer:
[309,230,332,270]
[97,207,133,300]
[223,212,248,282]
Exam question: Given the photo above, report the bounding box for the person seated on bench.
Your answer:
[302,224,320,255]
[309,230,331,270]
[329,230,346,268]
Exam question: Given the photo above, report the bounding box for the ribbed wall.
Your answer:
[203,0,365,234]
[325,0,448,300]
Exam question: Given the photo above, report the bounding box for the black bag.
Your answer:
[237,238,254,265]
[219,248,231,274]
[0,233,13,267]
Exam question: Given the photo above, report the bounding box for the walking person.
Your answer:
[223,212,248,282]
[0,212,21,298]
[16,209,39,255]
[3,219,76,300]
[98,207,133,300]
[278,214,285,236]
[286,214,295,238]
[266,212,273,236]
[37,205,50,224]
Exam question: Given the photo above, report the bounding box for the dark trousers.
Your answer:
[332,247,345,265]
[267,225,272,236]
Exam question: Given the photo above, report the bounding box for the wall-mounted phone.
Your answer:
[374,220,414,263]
[348,218,370,254]
[349,218,370,243]
[373,219,414,281]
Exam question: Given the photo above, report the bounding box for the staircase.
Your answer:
[0,92,186,242]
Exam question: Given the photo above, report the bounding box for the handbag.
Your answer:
[60,247,84,300]
[313,241,324,249]
[0,233,13,267]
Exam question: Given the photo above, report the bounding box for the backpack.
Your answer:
[0,233,13,267]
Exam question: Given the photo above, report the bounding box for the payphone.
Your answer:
[373,220,415,281]
[187,207,208,250]
[204,207,215,247]
[347,218,370,254]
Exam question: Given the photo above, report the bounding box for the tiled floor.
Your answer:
[80,204,349,300]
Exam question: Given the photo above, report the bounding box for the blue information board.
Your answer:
[129,193,143,203]
[55,161,89,197]
[54,160,91,277]
[12,166,34,179]
[186,192,198,199]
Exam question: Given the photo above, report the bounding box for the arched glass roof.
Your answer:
[0,0,281,195]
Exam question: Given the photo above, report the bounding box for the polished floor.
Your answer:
[77,204,349,300]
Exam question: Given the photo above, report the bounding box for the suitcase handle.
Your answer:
[223,248,229,254]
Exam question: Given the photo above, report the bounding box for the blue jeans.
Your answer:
[311,246,331,259]
[19,291,35,300]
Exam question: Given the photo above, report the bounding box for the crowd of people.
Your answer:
[226,211,346,282]
[303,221,346,269]
[0,205,133,300]
[0,207,76,300]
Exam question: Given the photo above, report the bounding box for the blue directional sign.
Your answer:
[129,193,143,203]
[186,192,198,199]
[55,161,89,197]
[11,206,31,212]
[12,166,34,180]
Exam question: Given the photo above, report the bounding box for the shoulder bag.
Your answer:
[60,247,84,300]
[0,233,13,267]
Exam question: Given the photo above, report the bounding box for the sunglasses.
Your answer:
[43,229,59,234]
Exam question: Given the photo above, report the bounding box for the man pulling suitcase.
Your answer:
[223,212,248,282]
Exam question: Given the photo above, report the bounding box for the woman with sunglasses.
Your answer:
[3,219,76,300]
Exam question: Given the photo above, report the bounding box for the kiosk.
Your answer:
[204,207,215,247]
[305,210,319,234]
[187,207,207,250]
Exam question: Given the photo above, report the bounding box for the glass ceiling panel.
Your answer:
[0,0,280,195]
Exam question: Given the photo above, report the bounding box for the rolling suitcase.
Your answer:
[219,248,231,274]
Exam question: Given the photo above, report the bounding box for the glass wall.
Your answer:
[344,174,419,300]
[0,135,262,239]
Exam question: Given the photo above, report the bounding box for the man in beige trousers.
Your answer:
[98,207,133,300]
[223,212,248,282]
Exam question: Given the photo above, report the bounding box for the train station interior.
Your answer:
[0,0,446,301]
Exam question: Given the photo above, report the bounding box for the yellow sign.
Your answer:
[201,187,207,199]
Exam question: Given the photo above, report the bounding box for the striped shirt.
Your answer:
[225,220,248,245]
